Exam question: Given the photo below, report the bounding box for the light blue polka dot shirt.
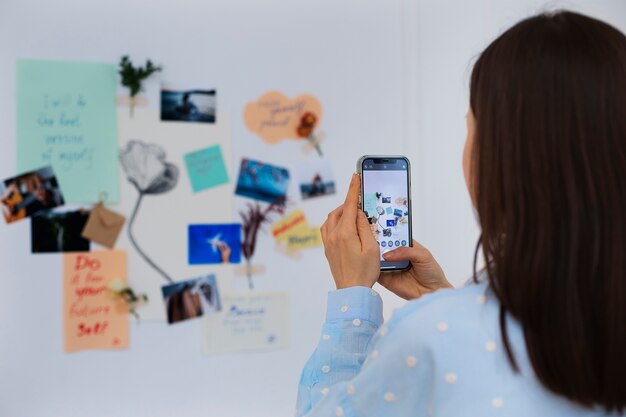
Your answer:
[296,282,621,417]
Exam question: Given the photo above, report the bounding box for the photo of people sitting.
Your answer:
[296,158,336,200]
[0,166,65,224]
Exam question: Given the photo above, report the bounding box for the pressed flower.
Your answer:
[120,140,179,284]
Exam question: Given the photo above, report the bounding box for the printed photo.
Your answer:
[31,208,90,253]
[235,159,289,205]
[162,274,221,324]
[293,158,336,201]
[188,224,242,265]
[161,86,216,123]
[1,166,64,224]
[382,196,391,204]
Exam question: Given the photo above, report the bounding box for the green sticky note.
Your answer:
[183,145,229,193]
[16,60,119,203]
[363,193,377,217]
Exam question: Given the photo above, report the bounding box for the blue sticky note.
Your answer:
[386,207,393,214]
[189,224,242,264]
[16,60,119,203]
[184,145,229,193]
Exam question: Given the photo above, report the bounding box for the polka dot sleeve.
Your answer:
[295,286,389,416]
[296,282,602,417]
[295,284,438,417]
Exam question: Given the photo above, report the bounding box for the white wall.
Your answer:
[0,1,624,417]
[0,2,405,417]
[405,0,626,289]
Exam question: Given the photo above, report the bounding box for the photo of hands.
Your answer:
[162,274,221,324]
[188,224,242,264]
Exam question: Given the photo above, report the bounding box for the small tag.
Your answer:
[234,264,266,276]
[302,132,326,154]
[275,242,303,260]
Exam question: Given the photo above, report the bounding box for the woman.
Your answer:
[296,10,626,417]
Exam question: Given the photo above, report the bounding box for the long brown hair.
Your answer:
[470,10,626,411]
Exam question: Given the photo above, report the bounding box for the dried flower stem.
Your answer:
[240,198,286,290]
[128,193,174,283]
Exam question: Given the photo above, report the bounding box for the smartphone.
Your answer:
[357,155,412,271]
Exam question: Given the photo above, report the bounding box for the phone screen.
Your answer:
[360,157,411,270]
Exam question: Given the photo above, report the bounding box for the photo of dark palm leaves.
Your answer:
[31,209,90,253]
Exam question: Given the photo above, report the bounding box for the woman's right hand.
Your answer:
[377,240,453,300]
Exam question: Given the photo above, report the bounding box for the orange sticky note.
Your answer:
[243,91,322,144]
[63,250,129,352]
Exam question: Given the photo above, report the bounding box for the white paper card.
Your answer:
[203,291,289,354]
[114,108,234,320]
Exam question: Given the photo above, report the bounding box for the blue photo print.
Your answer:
[235,158,289,205]
[188,224,242,264]
[386,219,396,227]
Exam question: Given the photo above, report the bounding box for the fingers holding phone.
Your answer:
[378,239,452,300]
[321,174,380,290]
[321,157,451,296]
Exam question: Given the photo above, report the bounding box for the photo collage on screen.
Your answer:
[362,169,410,260]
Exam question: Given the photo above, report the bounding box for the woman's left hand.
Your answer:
[320,174,380,289]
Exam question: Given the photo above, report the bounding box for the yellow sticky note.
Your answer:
[286,227,322,251]
[63,250,129,352]
[270,210,309,243]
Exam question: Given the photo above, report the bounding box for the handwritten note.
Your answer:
[271,210,322,254]
[286,227,322,251]
[183,145,229,193]
[203,291,289,354]
[243,91,322,144]
[63,250,128,352]
[17,60,119,203]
